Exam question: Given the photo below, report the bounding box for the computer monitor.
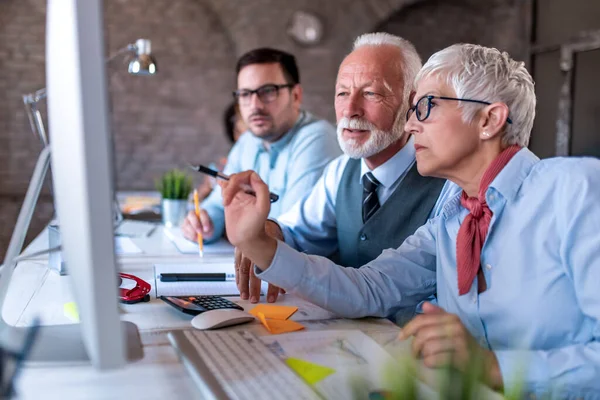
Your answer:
[0,0,142,369]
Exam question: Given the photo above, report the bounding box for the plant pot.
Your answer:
[161,199,187,228]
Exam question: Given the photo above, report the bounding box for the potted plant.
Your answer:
[155,169,193,227]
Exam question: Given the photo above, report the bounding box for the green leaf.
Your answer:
[157,168,193,199]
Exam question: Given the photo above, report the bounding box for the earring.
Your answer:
[482,131,490,137]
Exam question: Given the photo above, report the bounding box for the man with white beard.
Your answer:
[234,33,458,322]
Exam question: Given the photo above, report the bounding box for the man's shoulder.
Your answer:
[234,130,257,145]
[287,113,340,156]
[231,131,260,151]
[295,114,336,136]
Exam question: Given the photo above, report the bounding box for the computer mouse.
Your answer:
[191,309,255,330]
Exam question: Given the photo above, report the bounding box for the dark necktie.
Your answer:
[362,172,381,223]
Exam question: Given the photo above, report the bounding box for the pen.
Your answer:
[159,273,235,282]
[3,318,40,398]
[188,164,279,203]
[193,189,204,257]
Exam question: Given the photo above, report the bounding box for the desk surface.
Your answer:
[6,224,500,400]
[5,225,406,400]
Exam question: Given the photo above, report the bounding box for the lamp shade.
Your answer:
[128,54,157,75]
[128,39,157,75]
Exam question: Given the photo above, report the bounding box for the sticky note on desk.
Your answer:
[249,304,298,320]
[63,302,79,322]
[285,357,335,385]
[257,312,305,334]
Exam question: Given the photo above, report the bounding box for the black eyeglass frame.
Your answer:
[406,95,513,124]
[232,83,295,105]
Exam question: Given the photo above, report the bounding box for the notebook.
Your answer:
[154,262,265,297]
[163,227,235,255]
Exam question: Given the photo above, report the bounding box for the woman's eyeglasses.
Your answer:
[406,95,512,124]
[233,83,295,106]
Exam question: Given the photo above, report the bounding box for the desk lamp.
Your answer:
[14,39,157,276]
[23,38,157,147]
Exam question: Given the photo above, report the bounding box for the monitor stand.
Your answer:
[0,322,143,365]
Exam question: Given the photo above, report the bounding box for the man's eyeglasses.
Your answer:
[406,95,513,124]
[233,83,295,106]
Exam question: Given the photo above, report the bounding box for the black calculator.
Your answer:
[160,295,244,316]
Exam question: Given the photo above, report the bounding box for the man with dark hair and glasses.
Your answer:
[182,48,340,244]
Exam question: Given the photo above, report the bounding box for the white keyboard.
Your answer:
[168,330,319,400]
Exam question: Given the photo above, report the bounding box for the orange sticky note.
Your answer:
[257,312,305,334]
[249,304,298,320]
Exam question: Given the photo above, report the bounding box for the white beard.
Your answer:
[336,114,405,159]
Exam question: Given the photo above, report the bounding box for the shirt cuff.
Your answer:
[254,240,306,289]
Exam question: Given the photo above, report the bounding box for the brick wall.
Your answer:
[0,0,528,258]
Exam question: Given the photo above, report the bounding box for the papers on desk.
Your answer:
[163,227,234,254]
[154,262,266,297]
[115,220,157,238]
[260,330,411,399]
[114,237,143,255]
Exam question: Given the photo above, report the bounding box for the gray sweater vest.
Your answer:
[335,159,445,268]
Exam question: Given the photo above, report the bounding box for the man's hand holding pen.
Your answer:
[219,171,278,276]
[189,164,280,203]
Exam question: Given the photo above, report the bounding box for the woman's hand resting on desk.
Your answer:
[234,220,285,304]
[219,171,278,271]
[400,302,503,390]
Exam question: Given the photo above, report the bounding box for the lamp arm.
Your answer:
[21,41,138,145]
[105,43,137,64]
[22,91,49,146]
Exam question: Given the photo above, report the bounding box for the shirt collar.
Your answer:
[488,147,539,202]
[359,135,416,188]
[441,147,540,219]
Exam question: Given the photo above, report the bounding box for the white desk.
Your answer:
[22,222,202,261]
[4,225,406,399]
[5,225,501,400]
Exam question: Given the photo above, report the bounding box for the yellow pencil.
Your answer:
[193,189,204,257]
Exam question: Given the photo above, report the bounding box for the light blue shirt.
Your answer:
[202,110,341,241]
[257,148,600,397]
[276,135,458,256]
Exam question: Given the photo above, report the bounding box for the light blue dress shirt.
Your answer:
[276,135,457,256]
[202,110,341,242]
[257,148,600,397]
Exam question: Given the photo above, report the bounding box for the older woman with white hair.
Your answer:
[219,43,600,397]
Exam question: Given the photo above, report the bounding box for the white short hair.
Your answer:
[416,44,536,147]
[353,33,422,116]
